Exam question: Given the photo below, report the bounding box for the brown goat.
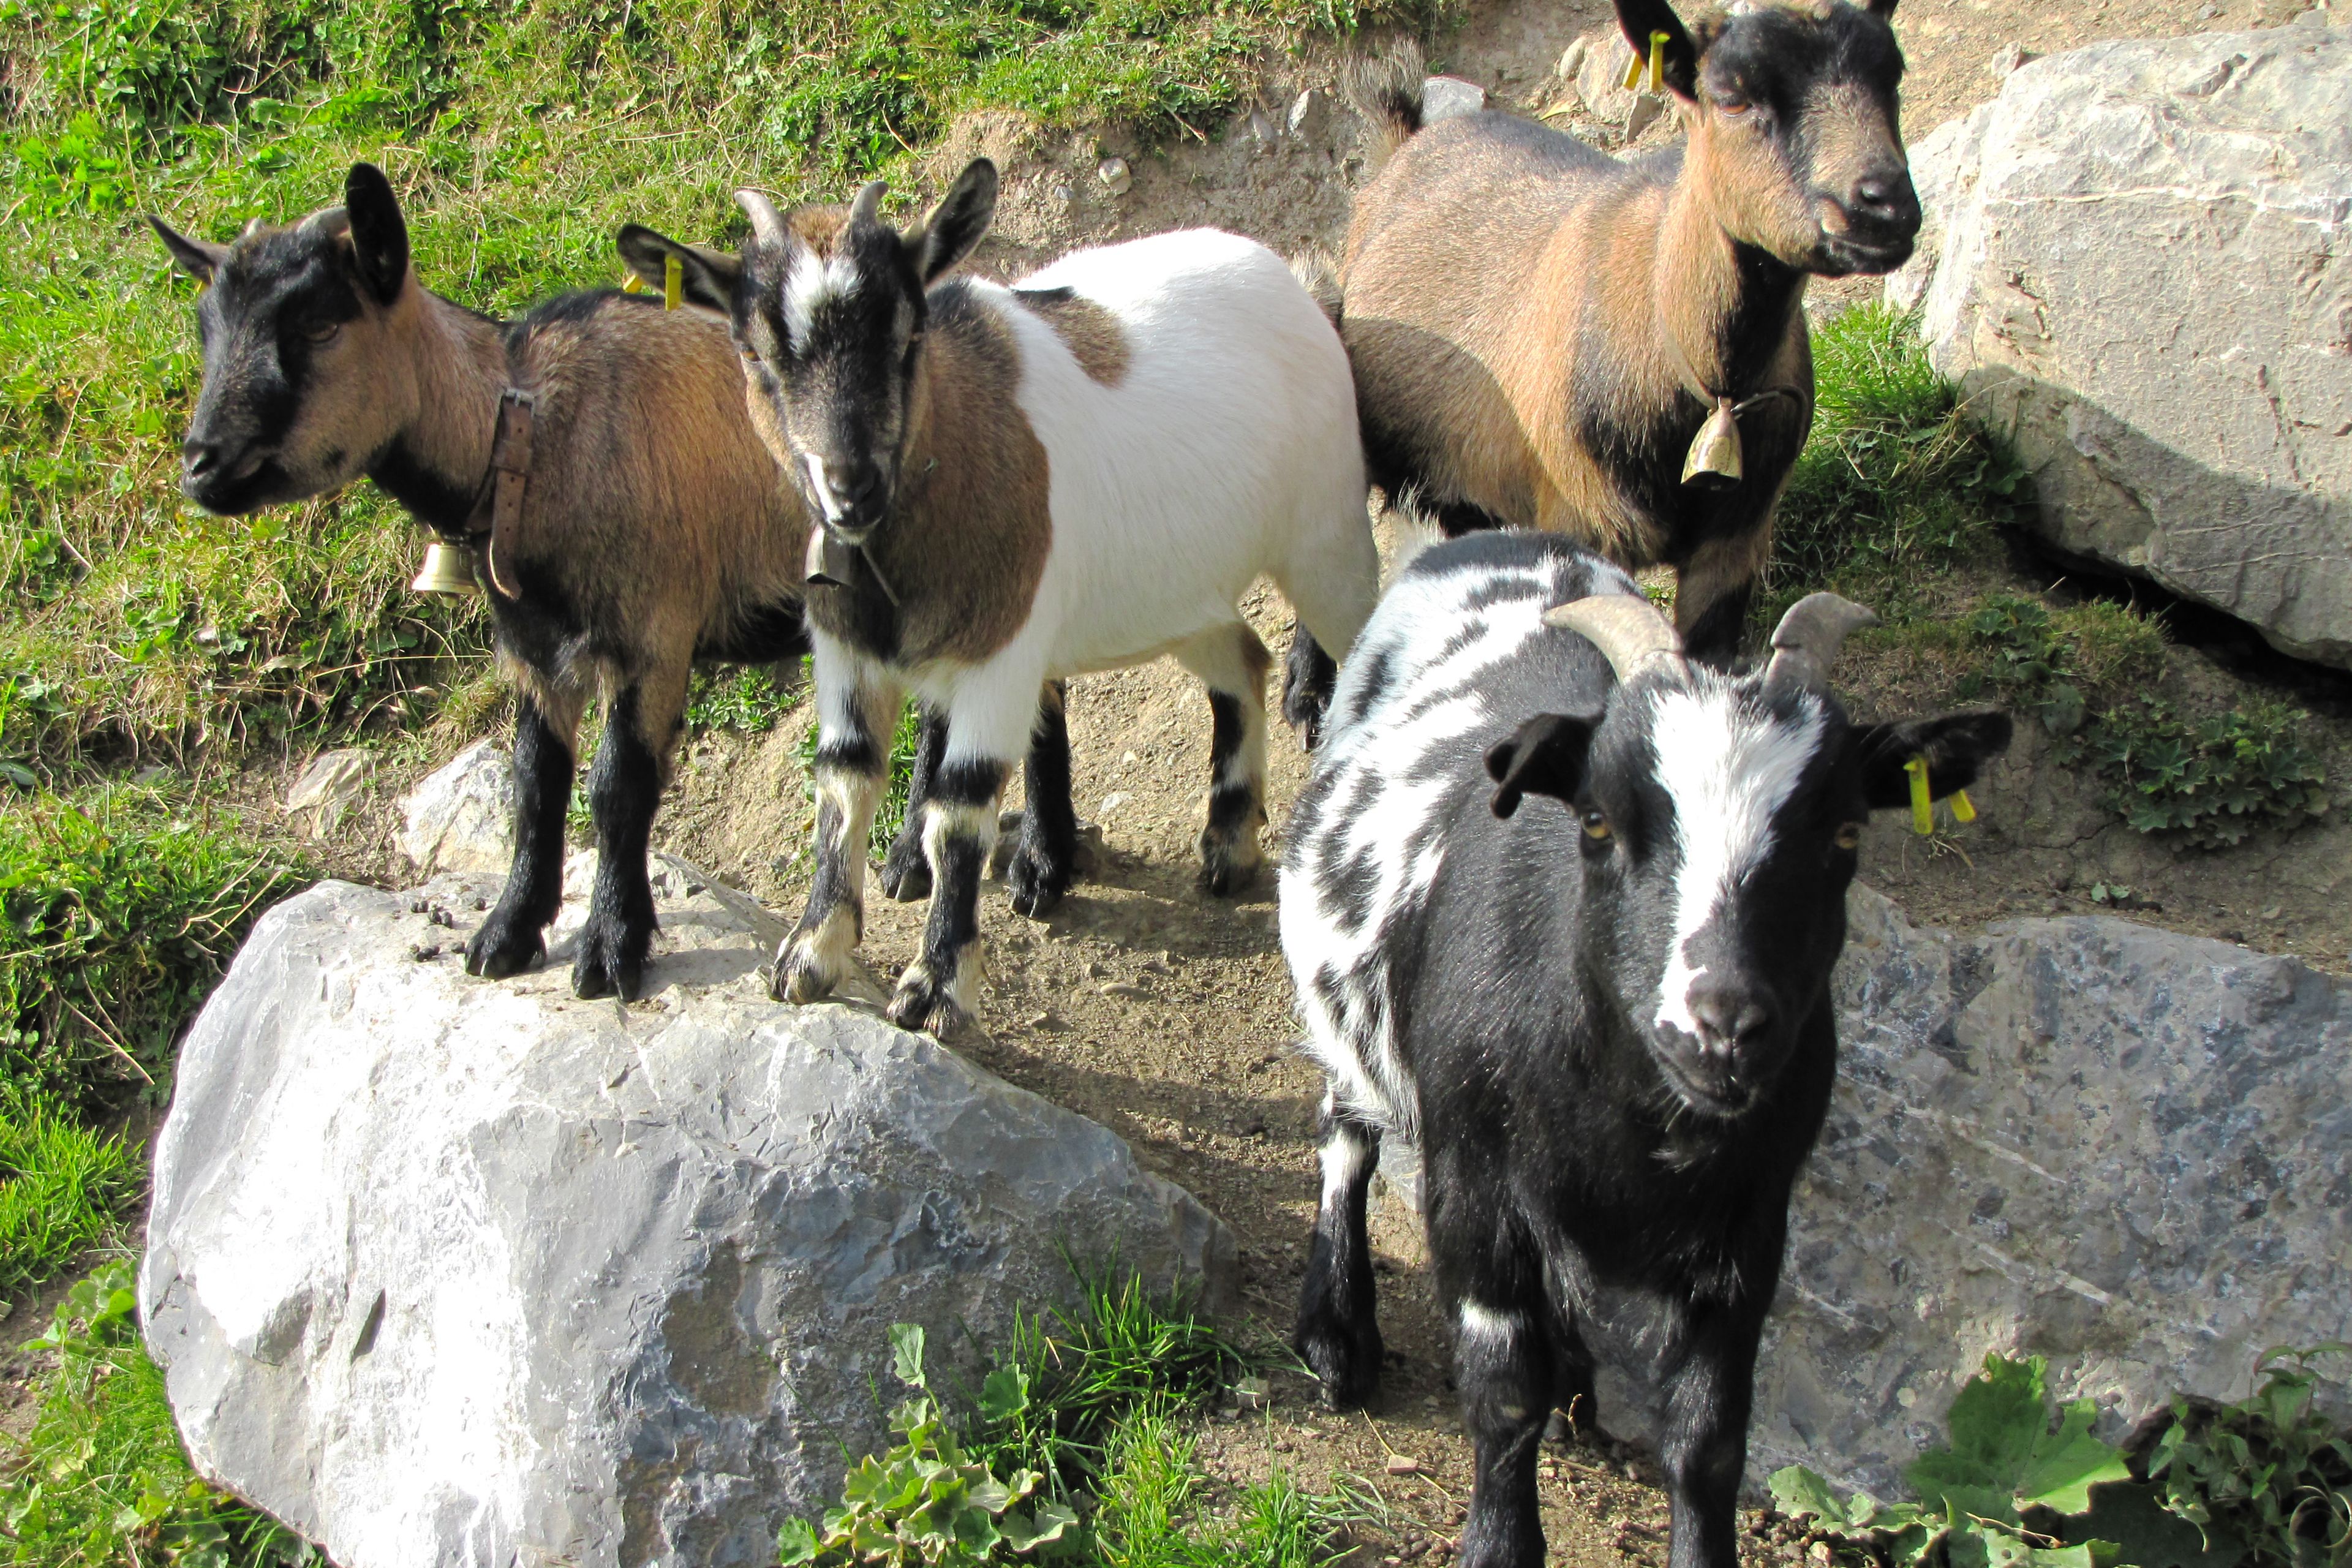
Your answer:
[1295,0,1917,702]
[149,162,816,1001]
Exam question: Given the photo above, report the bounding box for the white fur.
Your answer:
[1458,1300,1518,1343]
[1648,682,1823,1041]
[890,232,1378,771]
[804,453,846,524]
[1278,553,1640,1136]
[784,247,861,350]
[1319,1129,1374,1209]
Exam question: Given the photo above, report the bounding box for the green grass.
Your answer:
[1762,302,2024,624]
[0,787,307,1114]
[781,1267,1366,1568]
[0,1261,316,1567]
[0,1086,136,1297]
[1,0,1440,775]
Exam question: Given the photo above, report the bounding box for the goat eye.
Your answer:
[1711,91,1752,116]
[303,321,341,345]
[1834,822,1863,850]
[739,344,761,363]
[1581,810,1613,843]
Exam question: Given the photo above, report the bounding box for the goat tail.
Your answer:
[1341,39,1425,168]
[1287,245,1345,331]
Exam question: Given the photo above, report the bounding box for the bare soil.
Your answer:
[28,0,2347,1558]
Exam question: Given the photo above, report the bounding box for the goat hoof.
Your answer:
[775,951,839,1005]
[877,846,932,902]
[1294,1319,1384,1410]
[464,921,545,981]
[1197,846,1263,899]
[572,919,649,1001]
[1006,846,1070,919]
[886,968,964,1036]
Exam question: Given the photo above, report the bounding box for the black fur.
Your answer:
[879,708,949,902]
[465,695,573,981]
[1287,533,2008,1568]
[575,682,665,1000]
[1199,690,1261,896]
[1008,684,1077,918]
[889,756,1008,1033]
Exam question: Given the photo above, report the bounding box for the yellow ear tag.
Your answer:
[663,255,682,311]
[1905,755,1933,836]
[1948,788,1977,824]
[621,271,646,294]
[1623,46,1645,91]
[1647,29,1670,94]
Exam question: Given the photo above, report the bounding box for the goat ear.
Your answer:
[615,224,740,314]
[1611,0,1700,99]
[344,163,410,305]
[1855,711,2012,810]
[909,159,998,285]
[1485,710,1602,819]
[149,214,226,285]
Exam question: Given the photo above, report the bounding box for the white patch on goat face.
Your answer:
[783,247,861,351]
[803,453,845,523]
[1648,682,1824,1040]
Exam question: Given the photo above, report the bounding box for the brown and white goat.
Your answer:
[1286,0,1918,714]
[149,163,820,1001]
[622,161,1381,1035]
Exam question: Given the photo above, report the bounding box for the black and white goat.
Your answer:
[1282,532,2007,1568]
[624,161,1380,1033]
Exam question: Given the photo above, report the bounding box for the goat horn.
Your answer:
[1543,594,1683,680]
[848,179,889,229]
[736,189,788,248]
[295,207,351,241]
[1763,592,1880,695]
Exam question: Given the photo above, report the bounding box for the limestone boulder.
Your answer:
[398,737,516,875]
[1899,22,2352,666]
[141,856,1235,1568]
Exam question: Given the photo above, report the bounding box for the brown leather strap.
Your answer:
[463,388,535,599]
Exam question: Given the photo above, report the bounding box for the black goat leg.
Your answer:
[466,689,577,981]
[1294,1090,1384,1407]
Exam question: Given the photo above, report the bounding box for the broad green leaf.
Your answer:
[979,1367,1030,1425]
[2015,1399,2133,1515]
[778,1517,823,1565]
[890,1323,927,1389]
[1771,1465,1862,1527]
[967,1477,1012,1514]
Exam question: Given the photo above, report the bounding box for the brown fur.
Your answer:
[821,292,1054,665]
[1018,290,1130,386]
[1338,1,1907,650]
[499,295,813,761]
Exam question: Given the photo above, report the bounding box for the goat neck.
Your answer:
[1650,162,1807,407]
[367,282,508,533]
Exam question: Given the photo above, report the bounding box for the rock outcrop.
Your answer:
[141,856,1236,1568]
[1381,888,2351,1495]
[1896,21,2352,667]
[397,737,516,875]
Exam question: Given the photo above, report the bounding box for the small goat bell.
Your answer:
[805,527,853,590]
[410,540,478,598]
[1681,398,1743,488]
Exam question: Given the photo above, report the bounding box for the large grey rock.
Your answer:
[1377,887,2351,1495]
[141,856,1235,1568]
[1754,888,2350,1494]
[398,737,516,875]
[1900,26,2352,667]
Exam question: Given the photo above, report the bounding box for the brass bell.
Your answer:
[1681,398,1743,488]
[410,540,478,598]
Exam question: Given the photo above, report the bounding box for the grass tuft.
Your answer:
[0,788,307,1112]
[0,1259,317,1566]
[0,1086,136,1298]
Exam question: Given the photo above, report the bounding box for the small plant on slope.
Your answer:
[0,1082,137,1295]
[1773,1352,2133,1568]
[2137,1345,2352,1568]
[778,1324,1079,1568]
[2070,697,2330,848]
[1,1259,316,1566]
